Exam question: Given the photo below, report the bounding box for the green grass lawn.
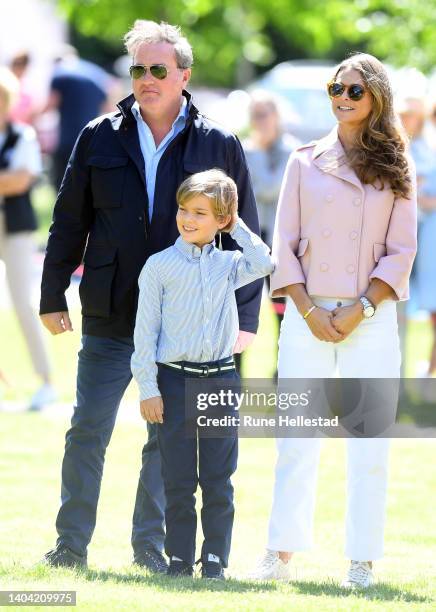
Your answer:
[0,414,435,610]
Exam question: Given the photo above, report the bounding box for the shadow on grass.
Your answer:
[81,569,432,601]
[83,568,279,593]
[291,579,431,603]
[2,563,433,602]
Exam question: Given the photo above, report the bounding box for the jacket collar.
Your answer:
[312,126,363,193]
[175,235,216,260]
[116,89,198,127]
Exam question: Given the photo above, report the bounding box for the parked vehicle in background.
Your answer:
[248,60,336,143]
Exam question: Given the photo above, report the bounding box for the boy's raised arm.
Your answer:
[229,217,275,290]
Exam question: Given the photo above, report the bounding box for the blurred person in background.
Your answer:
[251,53,416,588]
[0,66,55,410]
[399,97,436,378]
[43,45,111,190]
[242,91,300,377]
[8,51,36,125]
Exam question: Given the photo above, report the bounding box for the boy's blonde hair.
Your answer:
[176,169,238,219]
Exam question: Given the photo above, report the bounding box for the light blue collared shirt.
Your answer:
[132,97,188,220]
[131,218,274,400]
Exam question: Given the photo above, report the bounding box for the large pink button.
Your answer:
[325,194,334,203]
[322,228,331,238]
[346,264,355,273]
[350,231,358,240]
[320,262,329,272]
[353,197,362,207]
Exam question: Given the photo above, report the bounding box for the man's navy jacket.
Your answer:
[40,90,263,338]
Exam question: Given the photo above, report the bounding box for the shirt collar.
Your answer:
[174,235,216,260]
[131,96,187,128]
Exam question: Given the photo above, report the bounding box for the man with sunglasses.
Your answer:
[39,20,262,571]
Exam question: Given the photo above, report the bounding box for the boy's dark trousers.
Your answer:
[156,360,239,568]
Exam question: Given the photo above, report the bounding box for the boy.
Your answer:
[131,169,273,579]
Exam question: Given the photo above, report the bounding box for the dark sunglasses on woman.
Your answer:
[327,81,366,101]
[129,64,177,80]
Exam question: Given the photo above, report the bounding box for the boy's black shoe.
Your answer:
[43,544,87,569]
[133,548,168,574]
[167,557,193,577]
[200,554,225,580]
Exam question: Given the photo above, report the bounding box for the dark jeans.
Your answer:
[157,362,239,567]
[55,335,165,557]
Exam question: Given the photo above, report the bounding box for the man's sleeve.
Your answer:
[39,126,94,314]
[223,134,263,334]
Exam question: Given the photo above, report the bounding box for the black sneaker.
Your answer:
[133,548,168,574]
[200,554,225,580]
[43,544,87,569]
[167,558,193,577]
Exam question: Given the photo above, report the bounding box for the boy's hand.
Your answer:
[140,396,164,423]
[220,211,239,233]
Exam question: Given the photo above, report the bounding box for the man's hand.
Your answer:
[305,307,344,343]
[140,396,164,424]
[233,330,256,354]
[331,303,364,338]
[40,311,73,335]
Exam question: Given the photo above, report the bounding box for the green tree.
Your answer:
[56,0,436,86]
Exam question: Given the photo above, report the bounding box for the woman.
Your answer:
[399,97,436,378]
[0,66,54,410]
[242,91,299,375]
[251,53,417,587]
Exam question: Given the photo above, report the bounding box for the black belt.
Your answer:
[158,357,235,378]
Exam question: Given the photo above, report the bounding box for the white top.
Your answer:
[0,123,42,207]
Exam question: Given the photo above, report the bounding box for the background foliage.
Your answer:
[58,0,436,86]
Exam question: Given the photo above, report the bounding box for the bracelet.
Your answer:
[303,305,317,320]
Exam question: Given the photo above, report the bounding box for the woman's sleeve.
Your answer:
[269,152,305,297]
[369,159,418,300]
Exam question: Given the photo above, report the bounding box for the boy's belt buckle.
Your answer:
[199,365,210,377]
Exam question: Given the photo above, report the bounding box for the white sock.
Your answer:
[171,555,183,562]
[207,553,220,563]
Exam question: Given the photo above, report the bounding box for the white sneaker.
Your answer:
[249,550,291,581]
[29,384,57,411]
[341,561,374,589]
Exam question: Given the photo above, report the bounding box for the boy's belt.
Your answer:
[159,357,235,378]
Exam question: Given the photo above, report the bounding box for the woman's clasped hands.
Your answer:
[305,302,364,343]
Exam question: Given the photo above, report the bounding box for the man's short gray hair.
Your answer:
[124,20,193,69]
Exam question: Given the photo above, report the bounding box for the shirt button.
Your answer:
[349,231,358,240]
[138,216,143,221]
[346,264,355,273]
[322,228,331,238]
[353,197,362,207]
[320,262,329,272]
[325,194,334,203]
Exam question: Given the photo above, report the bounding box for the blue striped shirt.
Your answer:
[131,97,187,220]
[131,218,274,400]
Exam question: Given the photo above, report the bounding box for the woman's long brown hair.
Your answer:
[333,53,412,199]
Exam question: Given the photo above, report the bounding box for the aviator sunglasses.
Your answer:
[327,81,366,101]
[129,63,179,80]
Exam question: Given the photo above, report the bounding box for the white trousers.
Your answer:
[267,296,401,561]
[0,211,50,380]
